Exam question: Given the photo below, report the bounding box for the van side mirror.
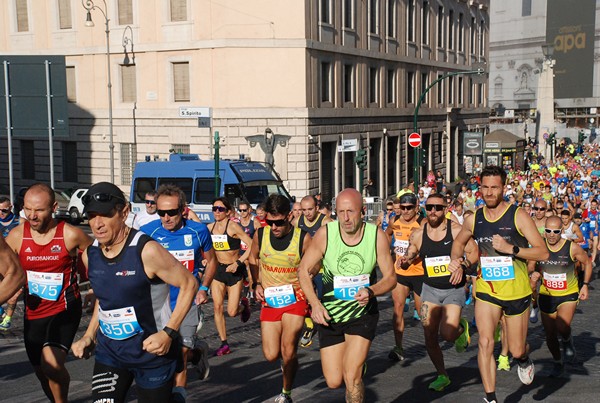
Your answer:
[291,195,296,202]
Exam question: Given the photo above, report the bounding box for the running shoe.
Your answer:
[413,310,421,321]
[483,399,497,403]
[529,306,539,324]
[562,338,576,363]
[274,393,293,403]
[517,358,535,385]
[0,318,11,331]
[193,340,210,380]
[171,387,187,403]
[404,297,410,313]
[428,374,451,391]
[455,318,470,353]
[494,323,502,343]
[299,326,315,348]
[388,345,405,362]
[214,344,231,356]
[549,361,564,378]
[240,297,251,323]
[497,355,510,371]
[196,307,205,335]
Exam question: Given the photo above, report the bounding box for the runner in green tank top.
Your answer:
[298,189,396,403]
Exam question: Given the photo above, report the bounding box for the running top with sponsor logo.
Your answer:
[141,219,212,310]
[472,204,531,301]
[88,230,176,368]
[419,220,465,289]
[257,226,306,307]
[536,239,579,297]
[20,221,80,320]
[322,222,378,323]
[390,216,424,276]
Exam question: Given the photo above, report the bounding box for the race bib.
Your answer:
[211,234,230,251]
[543,272,567,291]
[27,271,63,301]
[394,240,409,256]
[425,256,451,278]
[333,274,370,301]
[98,306,143,341]
[480,256,515,281]
[264,284,296,308]
[170,249,195,272]
[590,220,596,229]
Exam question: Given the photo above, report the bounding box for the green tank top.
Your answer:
[322,221,378,323]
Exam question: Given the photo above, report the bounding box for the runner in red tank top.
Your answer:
[6,183,92,403]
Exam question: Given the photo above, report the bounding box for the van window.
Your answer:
[224,184,243,204]
[243,182,290,204]
[194,178,220,204]
[132,178,156,202]
[158,178,193,204]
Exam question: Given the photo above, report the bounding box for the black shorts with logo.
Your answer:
[476,292,531,317]
[318,313,379,349]
[538,292,579,315]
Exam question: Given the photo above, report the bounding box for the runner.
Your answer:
[71,182,197,403]
[290,202,302,227]
[140,184,218,401]
[385,193,424,362]
[296,195,333,348]
[237,200,262,301]
[529,215,592,377]
[249,194,312,403]
[5,183,92,403]
[529,200,549,324]
[0,233,24,306]
[401,193,479,392]
[207,197,253,356]
[0,196,24,330]
[451,166,549,403]
[297,188,396,403]
[132,190,160,229]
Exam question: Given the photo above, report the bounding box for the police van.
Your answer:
[130,154,293,222]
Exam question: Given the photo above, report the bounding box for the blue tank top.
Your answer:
[88,230,176,368]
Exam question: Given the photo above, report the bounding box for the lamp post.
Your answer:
[122,25,135,66]
[82,0,114,183]
[538,43,555,162]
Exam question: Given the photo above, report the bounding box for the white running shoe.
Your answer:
[517,358,535,385]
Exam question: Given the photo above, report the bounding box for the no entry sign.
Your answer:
[408,132,421,148]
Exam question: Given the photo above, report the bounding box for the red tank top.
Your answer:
[20,221,80,319]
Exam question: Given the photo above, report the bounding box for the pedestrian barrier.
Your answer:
[331,197,383,222]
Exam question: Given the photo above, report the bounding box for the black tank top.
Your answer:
[210,220,242,251]
[298,213,325,237]
[419,220,465,289]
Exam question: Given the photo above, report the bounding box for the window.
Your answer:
[321,62,332,103]
[343,64,354,103]
[66,66,76,103]
[170,0,187,22]
[62,142,78,182]
[494,77,503,97]
[195,178,220,204]
[21,140,35,179]
[458,76,463,104]
[120,143,137,186]
[320,0,332,24]
[437,73,444,104]
[448,9,454,49]
[158,178,193,203]
[479,19,485,56]
[118,0,133,25]
[369,0,379,34]
[387,0,396,38]
[522,0,532,16]
[448,75,454,104]
[121,65,137,103]
[458,13,464,52]
[369,67,379,104]
[16,0,29,32]
[421,72,429,104]
[343,0,355,29]
[437,6,444,47]
[469,77,474,105]
[407,0,415,42]
[58,0,72,29]
[173,62,190,102]
[470,16,476,54]
[171,144,190,154]
[406,71,415,104]
[478,83,484,106]
[422,1,429,45]
[387,69,396,104]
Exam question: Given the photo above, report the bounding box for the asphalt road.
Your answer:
[2,274,600,403]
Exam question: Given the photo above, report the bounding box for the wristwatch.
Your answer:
[163,326,179,340]
[512,245,520,257]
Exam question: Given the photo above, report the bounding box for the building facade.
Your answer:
[1,0,489,201]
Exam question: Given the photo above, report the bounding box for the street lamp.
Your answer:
[538,43,555,162]
[122,25,135,66]
[82,0,115,183]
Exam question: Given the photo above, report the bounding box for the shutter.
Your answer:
[173,62,190,102]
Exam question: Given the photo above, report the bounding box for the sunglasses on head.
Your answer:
[82,193,125,205]
[238,208,248,212]
[0,208,11,214]
[144,200,156,205]
[212,206,227,212]
[544,228,562,234]
[399,205,416,211]
[425,204,445,212]
[532,207,546,211]
[266,218,287,227]
[157,208,180,217]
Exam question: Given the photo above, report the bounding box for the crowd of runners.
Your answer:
[0,143,596,403]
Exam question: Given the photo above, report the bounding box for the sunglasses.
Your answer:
[386,209,393,212]
[238,209,248,212]
[399,205,416,211]
[212,206,227,212]
[144,200,156,205]
[266,218,287,227]
[0,208,11,214]
[82,193,125,205]
[544,228,562,234]
[532,207,546,211]
[425,204,445,212]
[157,208,180,217]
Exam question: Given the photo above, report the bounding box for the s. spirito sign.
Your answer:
[179,107,211,118]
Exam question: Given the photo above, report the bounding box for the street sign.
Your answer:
[408,132,421,148]
[543,132,549,140]
[198,117,211,128]
[179,106,211,118]
[337,139,358,152]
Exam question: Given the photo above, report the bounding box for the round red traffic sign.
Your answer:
[408,132,421,148]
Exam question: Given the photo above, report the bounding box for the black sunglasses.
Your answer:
[544,228,562,234]
[144,200,157,205]
[399,205,416,211]
[532,207,546,211]
[212,206,227,212]
[266,218,287,227]
[425,204,445,212]
[0,208,11,214]
[82,193,125,205]
[157,208,180,217]
[238,208,248,212]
